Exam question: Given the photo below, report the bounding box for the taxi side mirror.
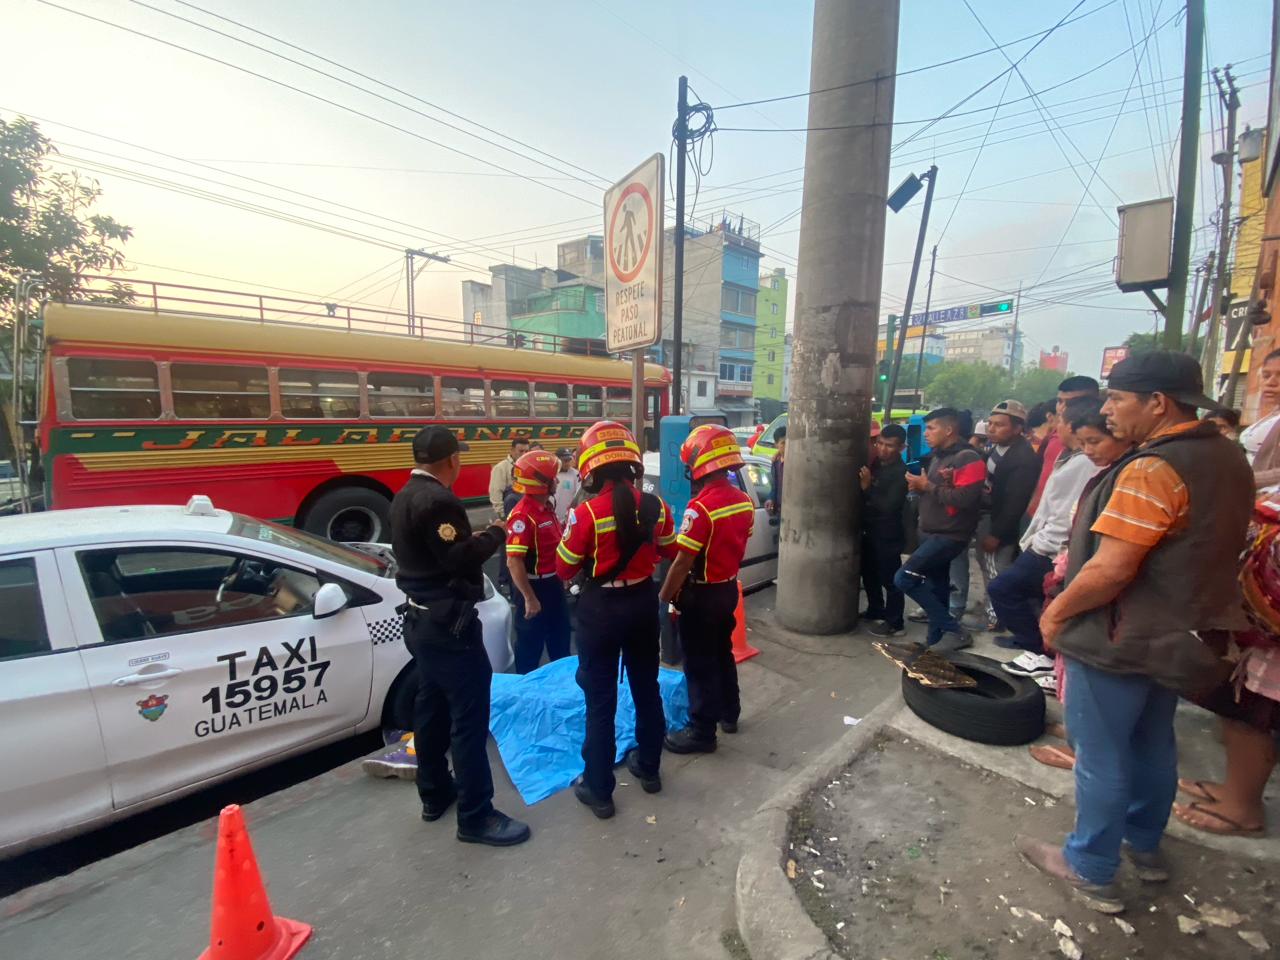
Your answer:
[314,581,349,619]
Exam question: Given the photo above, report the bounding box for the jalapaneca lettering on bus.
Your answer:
[196,636,330,737]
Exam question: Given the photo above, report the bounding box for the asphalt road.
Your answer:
[0,729,383,898]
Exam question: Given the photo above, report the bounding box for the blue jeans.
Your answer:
[1063,657,1179,885]
[987,549,1054,653]
[893,535,968,644]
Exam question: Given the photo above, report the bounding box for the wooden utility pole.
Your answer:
[1162,0,1205,349]
[776,0,900,634]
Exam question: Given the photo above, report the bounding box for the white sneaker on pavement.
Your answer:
[1002,651,1055,678]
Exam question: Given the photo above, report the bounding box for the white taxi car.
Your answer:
[0,497,512,857]
[641,451,780,590]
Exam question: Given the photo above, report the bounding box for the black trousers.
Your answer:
[861,536,906,629]
[575,579,665,799]
[678,580,740,737]
[405,610,494,828]
[513,576,571,674]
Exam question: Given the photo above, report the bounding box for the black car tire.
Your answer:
[300,487,391,542]
[900,652,1045,746]
[382,666,419,741]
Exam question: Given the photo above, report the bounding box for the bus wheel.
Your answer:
[301,487,391,542]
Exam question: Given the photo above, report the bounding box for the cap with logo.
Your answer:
[412,426,469,463]
[1106,350,1220,411]
[990,399,1029,422]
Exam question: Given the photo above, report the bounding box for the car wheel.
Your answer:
[382,666,419,742]
[900,652,1044,746]
[301,487,391,542]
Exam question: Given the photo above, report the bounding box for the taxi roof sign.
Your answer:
[604,154,665,354]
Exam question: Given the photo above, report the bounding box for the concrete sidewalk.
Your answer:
[735,630,1280,960]
[0,588,900,960]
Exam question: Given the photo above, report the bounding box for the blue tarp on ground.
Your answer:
[489,656,689,805]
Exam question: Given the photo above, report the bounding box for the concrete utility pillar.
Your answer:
[776,0,900,634]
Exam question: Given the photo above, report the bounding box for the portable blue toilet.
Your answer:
[658,413,728,519]
[906,413,930,463]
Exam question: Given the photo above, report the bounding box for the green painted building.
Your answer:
[508,282,606,352]
[754,267,788,405]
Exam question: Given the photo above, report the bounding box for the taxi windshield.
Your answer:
[227,515,388,576]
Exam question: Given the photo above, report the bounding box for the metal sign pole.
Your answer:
[631,350,645,441]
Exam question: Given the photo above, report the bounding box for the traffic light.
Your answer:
[979,299,1014,317]
[877,359,890,382]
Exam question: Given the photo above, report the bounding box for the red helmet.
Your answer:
[512,449,560,494]
[680,423,744,481]
[577,420,642,484]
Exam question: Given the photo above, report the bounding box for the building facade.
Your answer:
[658,211,763,425]
[939,324,1020,369]
[754,268,788,408]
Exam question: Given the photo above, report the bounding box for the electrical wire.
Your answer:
[710,0,1121,111]
[162,0,609,186]
[35,0,601,208]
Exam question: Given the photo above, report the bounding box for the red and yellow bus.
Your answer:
[36,284,669,541]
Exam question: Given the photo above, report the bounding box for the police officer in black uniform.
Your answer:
[390,426,531,847]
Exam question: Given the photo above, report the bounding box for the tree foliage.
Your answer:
[1,116,132,327]
[922,361,1073,417]
[1007,367,1066,407]
[1123,331,1160,354]
[924,361,1013,415]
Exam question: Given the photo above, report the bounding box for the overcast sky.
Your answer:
[5,0,1269,376]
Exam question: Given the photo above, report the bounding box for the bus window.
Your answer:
[605,386,631,420]
[368,371,434,418]
[491,380,531,418]
[171,363,270,419]
[67,357,161,420]
[572,384,602,418]
[279,368,360,418]
[534,383,569,419]
[440,377,485,418]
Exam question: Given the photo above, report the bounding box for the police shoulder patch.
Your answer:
[437,522,458,542]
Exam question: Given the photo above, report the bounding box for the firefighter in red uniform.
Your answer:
[556,421,677,819]
[506,449,572,674]
[659,424,755,753]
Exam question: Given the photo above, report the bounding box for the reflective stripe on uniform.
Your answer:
[676,534,706,551]
[557,541,584,563]
[708,502,754,521]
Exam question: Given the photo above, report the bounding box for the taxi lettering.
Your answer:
[198,636,331,736]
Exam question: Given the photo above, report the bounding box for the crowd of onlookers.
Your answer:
[856,351,1280,913]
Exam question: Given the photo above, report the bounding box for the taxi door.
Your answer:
[58,543,373,809]
[0,551,110,853]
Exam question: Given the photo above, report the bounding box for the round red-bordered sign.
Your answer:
[607,182,654,285]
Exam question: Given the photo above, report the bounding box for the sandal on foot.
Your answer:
[1029,744,1076,771]
[1176,778,1221,803]
[1172,802,1265,837]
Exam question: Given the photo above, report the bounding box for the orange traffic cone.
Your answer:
[731,580,760,663]
[198,804,312,960]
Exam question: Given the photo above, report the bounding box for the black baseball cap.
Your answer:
[1107,350,1220,411]
[412,426,469,463]
[555,447,574,458]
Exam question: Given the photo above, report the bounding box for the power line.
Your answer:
[132,0,609,189]
[710,0,1121,111]
[935,71,1015,245]
[35,0,601,208]
[1030,2,1154,285]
